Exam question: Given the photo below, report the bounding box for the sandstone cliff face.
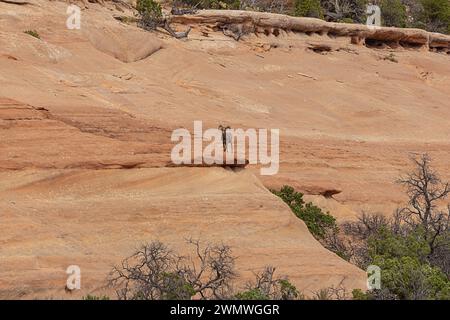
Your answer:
[0,1,449,298]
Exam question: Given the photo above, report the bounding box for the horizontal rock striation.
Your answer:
[172,10,450,53]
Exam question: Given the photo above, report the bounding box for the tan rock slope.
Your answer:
[0,0,449,298]
[0,167,365,298]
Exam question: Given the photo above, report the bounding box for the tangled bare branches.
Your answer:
[397,154,450,254]
[239,266,302,300]
[109,239,236,300]
[311,279,349,300]
[136,0,191,39]
[321,0,366,23]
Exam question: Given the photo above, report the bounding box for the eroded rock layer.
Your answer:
[172,10,450,53]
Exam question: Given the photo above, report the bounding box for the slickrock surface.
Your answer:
[0,168,365,298]
[0,1,449,298]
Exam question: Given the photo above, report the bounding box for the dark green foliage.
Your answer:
[159,272,197,300]
[351,288,398,300]
[345,155,450,300]
[367,226,431,262]
[272,185,305,209]
[375,256,450,299]
[299,202,337,239]
[339,17,355,23]
[271,185,337,240]
[366,226,449,299]
[235,288,269,300]
[293,0,324,18]
[380,0,407,27]
[176,0,241,9]
[278,279,301,300]
[235,266,302,300]
[137,0,162,16]
[350,226,450,300]
[235,283,302,300]
[272,170,450,300]
[351,288,370,300]
[416,0,450,33]
[363,226,450,299]
[24,30,40,39]
[136,0,163,30]
[82,295,110,300]
[429,232,450,277]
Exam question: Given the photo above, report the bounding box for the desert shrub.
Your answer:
[316,0,450,32]
[339,17,355,23]
[293,0,324,18]
[352,288,398,300]
[82,295,110,300]
[299,203,338,239]
[278,279,302,300]
[311,288,333,300]
[396,154,450,255]
[111,241,304,300]
[320,0,368,23]
[428,231,450,277]
[351,288,369,300]
[348,219,449,300]
[271,185,337,240]
[271,185,305,208]
[136,0,163,30]
[338,212,396,268]
[367,226,431,262]
[369,156,449,299]
[339,155,450,300]
[372,255,450,299]
[175,0,241,9]
[380,0,407,27]
[235,266,301,300]
[235,288,269,300]
[240,0,288,13]
[365,225,450,300]
[349,224,450,300]
[24,30,40,39]
[109,239,236,300]
[415,0,450,33]
[342,211,391,239]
